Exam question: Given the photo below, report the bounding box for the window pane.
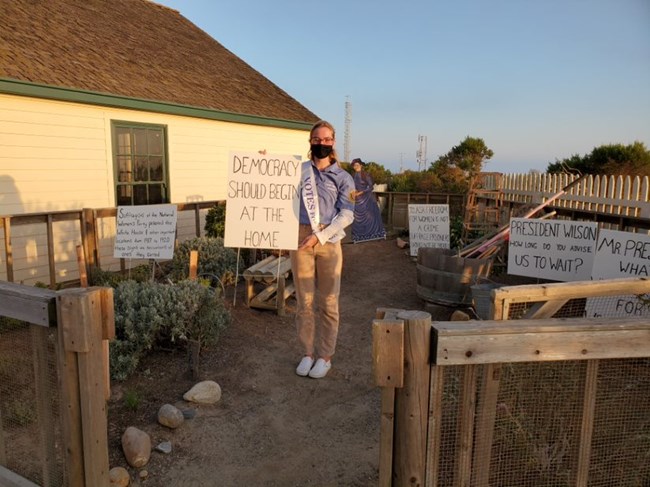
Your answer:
[134,156,149,182]
[149,184,164,204]
[133,128,147,155]
[116,128,131,154]
[133,185,148,205]
[149,156,163,181]
[117,185,132,206]
[117,156,132,182]
[148,130,163,155]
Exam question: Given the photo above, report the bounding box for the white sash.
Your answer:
[301,162,320,232]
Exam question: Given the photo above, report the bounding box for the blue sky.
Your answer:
[156,0,650,174]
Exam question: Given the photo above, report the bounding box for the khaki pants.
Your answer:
[290,225,343,358]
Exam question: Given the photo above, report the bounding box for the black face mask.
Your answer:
[311,144,333,159]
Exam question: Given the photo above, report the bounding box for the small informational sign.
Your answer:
[507,218,598,281]
[114,204,177,259]
[408,204,450,257]
[224,152,302,250]
[585,229,650,318]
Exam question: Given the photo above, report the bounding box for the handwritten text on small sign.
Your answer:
[507,218,598,281]
[408,204,450,257]
[114,205,177,259]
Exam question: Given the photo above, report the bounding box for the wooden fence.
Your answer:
[373,277,650,486]
[0,281,114,487]
[478,173,650,230]
[0,201,219,288]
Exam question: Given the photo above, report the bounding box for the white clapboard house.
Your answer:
[0,0,319,284]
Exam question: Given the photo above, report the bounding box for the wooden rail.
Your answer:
[374,276,650,487]
[0,281,113,487]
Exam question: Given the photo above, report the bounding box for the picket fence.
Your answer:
[482,173,650,218]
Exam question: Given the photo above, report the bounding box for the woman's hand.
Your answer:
[298,233,319,250]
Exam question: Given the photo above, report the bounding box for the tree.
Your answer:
[546,141,650,176]
[428,136,494,192]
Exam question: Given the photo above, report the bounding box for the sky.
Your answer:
[155,0,650,174]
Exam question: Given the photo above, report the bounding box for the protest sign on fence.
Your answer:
[408,204,450,257]
[585,229,650,318]
[114,204,177,259]
[507,218,598,281]
[224,152,302,250]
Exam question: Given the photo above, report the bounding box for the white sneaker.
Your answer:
[295,356,314,376]
[308,358,331,379]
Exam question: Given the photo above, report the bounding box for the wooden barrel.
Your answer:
[416,248,492,305]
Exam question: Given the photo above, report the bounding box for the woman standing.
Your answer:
[291,121,356,379]
[350,158,386,243]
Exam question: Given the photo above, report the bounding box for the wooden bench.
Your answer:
[243,255,295,316]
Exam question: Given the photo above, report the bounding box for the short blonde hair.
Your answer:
[309,120,339,162]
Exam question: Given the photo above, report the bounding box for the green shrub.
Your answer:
[170,237,240,287]
[91,264,152,287]
[204,202,226,238]
[110,279,230,381]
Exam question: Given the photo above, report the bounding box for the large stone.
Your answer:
[109,466,130,486]
[121,426,151,468]
[158,403,184,429]
[183,380,222,404]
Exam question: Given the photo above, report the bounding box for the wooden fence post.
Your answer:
[373,308,406,487]
[81,209,98,282]
[57,288,109,486]
[393,310,432,487]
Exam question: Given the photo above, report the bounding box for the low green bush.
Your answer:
[169,237,240,288]
[110,279,230,381]
[204,202,226,238]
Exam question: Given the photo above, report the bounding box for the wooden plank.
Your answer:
[471,364,501,487]
[58,289,94,352]
[378,387,396,487]
[0,466,40,487]
[242,256,276,281]
[81,208,98,274]
[394,310,432,487]
[76,245,88,287]
[521,299,568,319]
[70,289,110,486]
[425,365,445,487]
[454,364,478,487]
[575,360,599,487]
[492,277,650,303]
[99,287,115,401]
[0,281,57,327]
[372,319,405,388]
[2,217,14,282]
[46,214,56,289]
[56,298,84,486]
[376,308,403,320]
[0,405,4,467]
[31,325,58,486]
[432,317,650,365]
[189,250,198,280]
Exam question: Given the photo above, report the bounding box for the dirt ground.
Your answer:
[107,237,442,486]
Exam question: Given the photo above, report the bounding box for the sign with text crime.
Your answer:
[585,229,650,318]
[224,152,301,250]
[507,218,598,281]
[114,204,177,259]
[408,204,450,257]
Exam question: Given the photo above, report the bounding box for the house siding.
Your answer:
[1,93,310,214]
[0,93,311,284]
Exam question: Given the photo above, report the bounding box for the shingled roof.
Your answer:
[0,0,319,124]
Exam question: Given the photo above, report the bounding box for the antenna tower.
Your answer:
[344,96,351,163]
[416,135,428,171]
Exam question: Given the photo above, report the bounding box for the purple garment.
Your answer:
[351,171,386,243]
